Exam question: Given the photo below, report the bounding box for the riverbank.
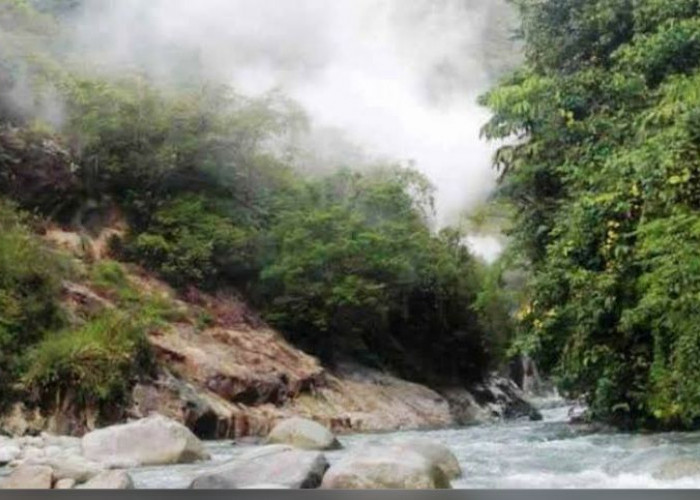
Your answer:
[0,227,539,440]
[4,402,700,489]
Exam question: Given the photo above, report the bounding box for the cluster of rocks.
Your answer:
[0,414,208,489]
[0,414,462,490]
[192,416,460,489]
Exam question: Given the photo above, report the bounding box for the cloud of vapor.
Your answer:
[64,0,519,229]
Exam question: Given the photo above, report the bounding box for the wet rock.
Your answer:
[321,446,451,490]
[0,465,53,489]
[267,418,342,451]
[27,454,104,483]
[446,376,542,423]
[392,438,462,479]
[41,434,81,450]
[568,402,588,424]
[190,445,328,489]
[0,443,21,466]
[82,414,210,467]
[20,446,45,462]
[54,479,76,490]
[78,470,135,490]
[653,458,700,480]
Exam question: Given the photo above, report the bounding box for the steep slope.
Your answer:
[0,225,536,439]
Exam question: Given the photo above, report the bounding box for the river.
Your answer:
[129,398,700,489]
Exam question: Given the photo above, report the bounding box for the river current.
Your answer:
[129,397,700,489]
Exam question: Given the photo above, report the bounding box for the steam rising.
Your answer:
[63,0,519,230]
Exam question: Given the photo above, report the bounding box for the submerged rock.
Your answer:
[190,445,328,489]
[78,470,135,490]
[0,465,53,489]
[267,418,342,451]
[321,445,451,490]
[81,414,209,467]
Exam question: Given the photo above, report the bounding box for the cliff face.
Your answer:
[0,226,537,439]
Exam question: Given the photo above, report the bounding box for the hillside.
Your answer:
[0,223,535,438]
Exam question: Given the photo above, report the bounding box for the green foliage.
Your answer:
[0,0,507,402]
[23,311,153,408]
[259,167,491,382]
[126,195,259,288]
[0,200,67,400]
[484,0,700,428]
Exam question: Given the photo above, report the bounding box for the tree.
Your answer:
[483,0,700,429]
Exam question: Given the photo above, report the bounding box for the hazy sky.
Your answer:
[67,0,517,222]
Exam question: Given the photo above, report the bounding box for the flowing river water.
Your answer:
[128,398,700,489]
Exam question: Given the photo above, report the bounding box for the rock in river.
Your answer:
[0,465,53,489]
[190,445,329,489]
[81,414,209,467]
[0,442,21,466]
[392,438,462,479]
[78,471,135,490]
[267,417,342,451]
[321,445,451,489]
[24,453,104,483]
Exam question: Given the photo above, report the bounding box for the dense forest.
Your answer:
[483,0,700,430]
[5,0,700,434]
[0,0,514,414]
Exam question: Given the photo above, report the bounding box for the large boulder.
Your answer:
[321,446,451,489]
[392,438,462,479]
[267,418,342,451]
[81,414,209,467]
[190,445,329,489]
[0,465,54,489]
[78,471,135,490]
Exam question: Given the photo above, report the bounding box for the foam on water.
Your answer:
[6,400,700,489]
[127,405,700,489]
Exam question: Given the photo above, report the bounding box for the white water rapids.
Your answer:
[124,399,700,489]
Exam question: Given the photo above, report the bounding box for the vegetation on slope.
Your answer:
[482,0,700,429]
[0,0,515,419]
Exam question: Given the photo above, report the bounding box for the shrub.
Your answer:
[127,195,259,288]
[23,311,154,408]
[0,200,68,400]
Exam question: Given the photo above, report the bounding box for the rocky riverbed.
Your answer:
[4,402,700,489]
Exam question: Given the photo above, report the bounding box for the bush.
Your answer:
[127,195,260,288]
[0,200,68,400]
[23,311,154,408]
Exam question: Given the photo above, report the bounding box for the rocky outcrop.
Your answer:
[321,445,451,490]
[0,239,540,440]
[267,418,342,450]
[442,376,542,424]
[190,445,329,489]
[81,414,209,467]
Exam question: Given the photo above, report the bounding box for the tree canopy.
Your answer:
[482,0,700,429]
